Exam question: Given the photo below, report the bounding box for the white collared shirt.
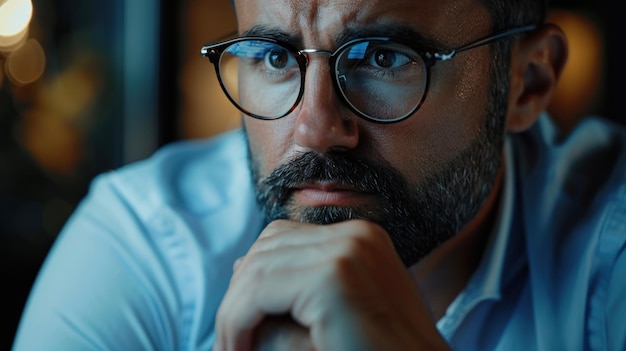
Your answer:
[13,114,626,350]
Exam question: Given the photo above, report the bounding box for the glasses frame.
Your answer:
[201,24,537,123]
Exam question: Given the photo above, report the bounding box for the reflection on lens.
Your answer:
[213,38,428,122]
[336,40,427,121]
[220,40,301,119]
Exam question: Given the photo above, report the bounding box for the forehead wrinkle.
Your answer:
[295,1,366,47]
[239,1,365,49]
[237,0,491,48]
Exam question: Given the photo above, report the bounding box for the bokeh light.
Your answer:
[0,0,43,88]
[6,38,45,85]
[0,0,33,51]
[548,9,604,131]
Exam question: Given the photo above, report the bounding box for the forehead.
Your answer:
[234,0,491,47]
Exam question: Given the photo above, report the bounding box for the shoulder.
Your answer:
[76,127,262,269]
[512,113,626,220]
[13,129,263,349]
[513,114,626,178]
[62,127,263,297]
[96,129,252,218]
[510,114,626,349]
[512,113,626,252]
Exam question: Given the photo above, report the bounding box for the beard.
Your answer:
[247,75,507,268]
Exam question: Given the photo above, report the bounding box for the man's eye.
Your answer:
[264,48,294,70]
[368,49,411,68]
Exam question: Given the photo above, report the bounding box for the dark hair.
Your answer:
[481,0,549,31]
[477,0,551,164]
[480,0,551,111]
[478,0,550,72]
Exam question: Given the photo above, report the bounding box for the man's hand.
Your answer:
[251,315,314,351]
[213,219,450,351]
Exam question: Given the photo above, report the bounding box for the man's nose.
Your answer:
[292,60,359,154]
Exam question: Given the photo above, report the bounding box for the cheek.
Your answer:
[424,51,491,144]
[370,53,492,183]
[244,117,292,177]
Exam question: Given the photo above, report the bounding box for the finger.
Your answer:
[217,219,404,351]
[233,234,347,277]
[227,219,398,319]
[248,219,391,260]
[223,244,351,319]
[249,220,337,254]
[216,263,324,351]
[252,315,314,351]
[230,221,349,279]
[217,243,366,350]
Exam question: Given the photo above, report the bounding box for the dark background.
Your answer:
[0,0,620,348]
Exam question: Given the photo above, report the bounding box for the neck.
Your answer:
[409,164,504,320]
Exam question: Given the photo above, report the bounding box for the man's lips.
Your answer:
[291,182,373,207]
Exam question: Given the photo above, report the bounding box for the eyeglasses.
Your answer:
[201,25,536,123]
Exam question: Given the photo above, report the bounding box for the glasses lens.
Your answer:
[335,40,427,121]
[219,40,302,119]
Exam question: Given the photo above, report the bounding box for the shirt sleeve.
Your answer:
[12,131,264,351]
[606,246,626,350]
[587,195,626,351]
[604,202,626,351]
[12,174,183,351]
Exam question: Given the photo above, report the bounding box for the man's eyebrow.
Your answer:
[336,25,450,52]
[241,25,303,46]
[240,24,450,52]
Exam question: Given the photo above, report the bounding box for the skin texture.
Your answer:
[243,0,491,185]
[213,0,568,350]
[247,0,504,268]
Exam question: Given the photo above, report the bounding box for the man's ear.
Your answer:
[506,23,568,132]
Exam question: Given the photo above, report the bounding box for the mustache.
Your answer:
[257,151,408,206]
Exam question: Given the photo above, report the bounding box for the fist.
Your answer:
[252,315,315,351]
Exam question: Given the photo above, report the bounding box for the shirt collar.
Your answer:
[468,136,517,298]
[437,136,520,330]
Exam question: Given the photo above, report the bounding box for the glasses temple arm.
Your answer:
[434,24,538,61]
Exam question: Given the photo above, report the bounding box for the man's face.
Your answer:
[237,0,507,266]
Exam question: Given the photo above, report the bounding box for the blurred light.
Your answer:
[0,0,33,51]
[179,0,240,139]
[19,54,101,175]
[5,38,45,85]
[548,9,603,131]
[0,24,27,52]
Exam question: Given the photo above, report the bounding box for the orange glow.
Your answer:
[0,0,33,51]
[179,0,240,139]
[548,9,604,131]
[18,54,102,175]
[6,38,45,85]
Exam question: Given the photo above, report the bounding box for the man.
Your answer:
[12,0,626,350]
